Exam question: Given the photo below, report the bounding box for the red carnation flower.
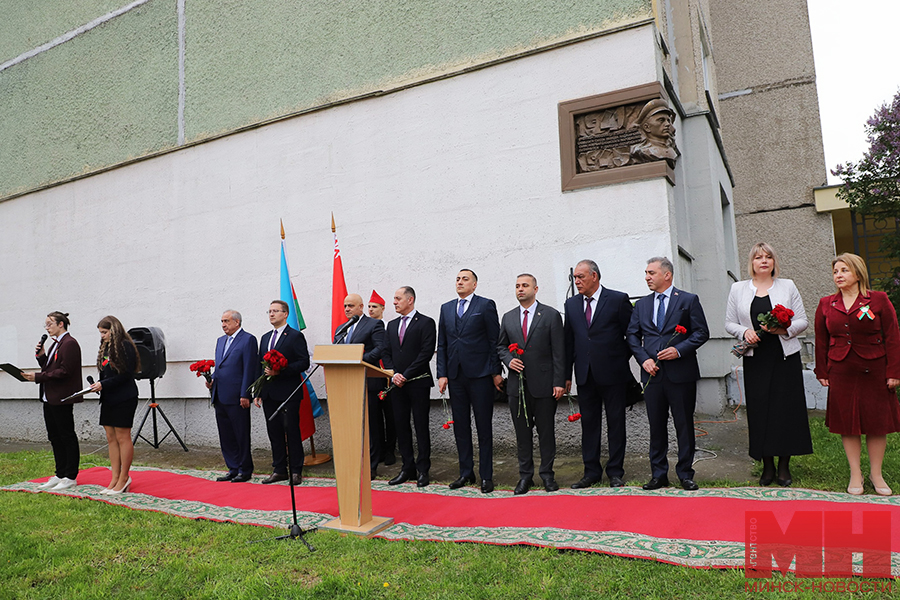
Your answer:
[675,325,687,335]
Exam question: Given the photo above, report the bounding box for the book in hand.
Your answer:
[0,363,28,382]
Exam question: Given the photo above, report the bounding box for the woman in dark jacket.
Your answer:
[815,253,900,496]
[89,315,141,495]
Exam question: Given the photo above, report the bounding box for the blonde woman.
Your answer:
[725,243,812,486]
[89,316,141,495]
[815,253,900,496]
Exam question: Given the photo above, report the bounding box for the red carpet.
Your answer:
[6,466,900,574]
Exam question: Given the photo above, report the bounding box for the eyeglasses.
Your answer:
[267,309,285,315]
[43,322,55,329]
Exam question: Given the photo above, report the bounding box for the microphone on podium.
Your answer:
[334,314,360,342]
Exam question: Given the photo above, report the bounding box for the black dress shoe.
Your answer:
[262,472,289,484]
[642,476,669,490]
[542,478,559,492]
[388,471,414,485]
[481,479,494,494]
[777,477,792,488]
[290,473,303,486]
[417,473,430,488]
[448,475,475,490]
[216,472,238,482]
[609,476,626,488]
[571,476,601,489]
[383,453,397,466]
[759,474,775,486]
[680,478,699,491]
[513,478,533,495]
[231,473,252,483]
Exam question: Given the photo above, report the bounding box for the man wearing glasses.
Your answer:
[253,300,310,484]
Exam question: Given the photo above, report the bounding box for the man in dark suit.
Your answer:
[626,256,709,491]
[23,311,83,491]
[497,274,565,495]
[437,269,503,493]
[380,286,436,487]
[253,300,311,485]
[335,293,385,478]
[207,310,258,483]
[564,260,634,489]
[368,289,396,466]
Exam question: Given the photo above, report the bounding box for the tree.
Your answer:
[833,90,900,307]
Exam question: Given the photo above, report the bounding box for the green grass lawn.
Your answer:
[0,417,897,599]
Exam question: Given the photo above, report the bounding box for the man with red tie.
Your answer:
[564,260,634,489]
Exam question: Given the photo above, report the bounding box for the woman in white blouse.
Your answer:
[725,242,812,486]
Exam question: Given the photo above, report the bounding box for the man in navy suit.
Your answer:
[626,257,709,491]
[253,300,311,485]
[207,310,258,483]
[564,260,634,489]
[334,293,385,478]
[437,269,502,493]
[381,286,436,487]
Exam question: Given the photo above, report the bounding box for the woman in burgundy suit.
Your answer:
[815,253,900,496]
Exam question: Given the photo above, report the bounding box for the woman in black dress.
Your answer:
[725,243,812,486]
[89,316,141,495]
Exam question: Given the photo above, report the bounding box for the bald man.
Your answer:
[334,293,385,478]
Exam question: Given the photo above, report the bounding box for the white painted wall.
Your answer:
[0,26,670,404]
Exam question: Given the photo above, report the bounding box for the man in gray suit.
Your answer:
[497,274,566,494]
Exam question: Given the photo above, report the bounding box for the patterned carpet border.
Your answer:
[5,466,900,575]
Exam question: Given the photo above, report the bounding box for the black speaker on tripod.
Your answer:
[128,327,187,452]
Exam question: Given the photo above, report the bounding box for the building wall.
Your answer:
[708,0,834,342]
[1,0,653,200]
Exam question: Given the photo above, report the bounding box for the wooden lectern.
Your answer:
[313,344,394,536]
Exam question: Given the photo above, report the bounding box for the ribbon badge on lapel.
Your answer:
[858,305,874,321]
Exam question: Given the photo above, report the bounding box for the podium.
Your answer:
[313,344,394,536]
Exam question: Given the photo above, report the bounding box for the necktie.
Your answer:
[457,298,466,318]
[269,330,277,350]
[656,294,666,330]
[399,316,408,344]
[584,297,593,325]
[224,336,233,356]
[522,309,529,343]
[345,324,355,343]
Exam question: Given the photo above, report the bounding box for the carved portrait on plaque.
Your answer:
[574,97,679,173]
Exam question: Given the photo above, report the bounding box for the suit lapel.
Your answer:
[660,289,680,331]
[589,290,608,331]
[524,303,543,345]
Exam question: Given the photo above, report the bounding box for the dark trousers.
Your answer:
[508,387,556,480]
[391,384,431,475]
[262,396,304,474]
[577,373,626,480]
[379,392,397,459]
[367,386,383,470]
[448,374,494,481]
[214,402,254,475]
[644,373,696,480]
[43,403,79,480]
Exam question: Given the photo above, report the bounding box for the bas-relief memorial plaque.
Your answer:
[558,83,678,191]
[575,98,679,173]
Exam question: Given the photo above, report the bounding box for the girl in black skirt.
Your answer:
[89,316,141,495]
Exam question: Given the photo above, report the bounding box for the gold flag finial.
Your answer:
[280,219,285,240]
[331,212,336,233]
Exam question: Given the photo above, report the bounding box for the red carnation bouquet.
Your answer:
[566,393,581,423]
[731,304,794,358]
[642,324,688,393]
[440,394,454,430]
[507,343,529,425]
[189,359,215,383]
[247,350,287,398]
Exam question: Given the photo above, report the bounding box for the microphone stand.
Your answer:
[252,323,356,549]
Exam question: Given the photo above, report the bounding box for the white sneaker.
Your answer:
[38,476,61,490]
[50,477,77,491]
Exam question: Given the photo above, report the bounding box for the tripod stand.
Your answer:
[132,379,188,451]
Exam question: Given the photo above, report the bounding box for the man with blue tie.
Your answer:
[208,310,258,482]
[253,300,311,485]
[626,257,709,491]
[564,260,634,489]
[437,269,503,493]
[334,293,385,479]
